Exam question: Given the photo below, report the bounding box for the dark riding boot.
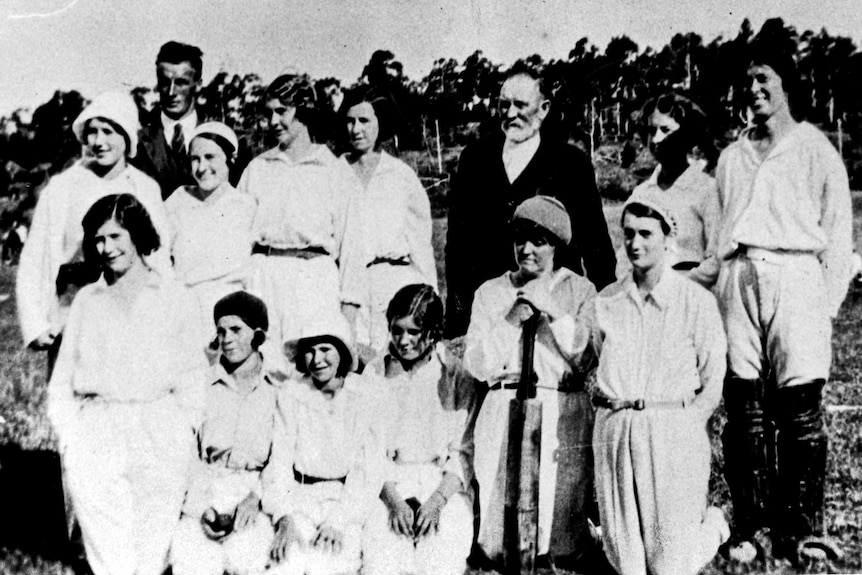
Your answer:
[773,381,841,564]
[722,377,774,562]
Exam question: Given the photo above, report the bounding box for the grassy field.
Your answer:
[1,201,862,574]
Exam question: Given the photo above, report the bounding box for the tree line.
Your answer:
[2,15,862,210]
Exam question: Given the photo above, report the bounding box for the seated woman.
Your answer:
[464,196,600,570]
[47,193,205,575]
[616,93,719,287]
[17,91,171,373]
[170,291,280,575]
[264,311,384,575]
[592,190,729,575]
[340,87,437,353]
[362,284,472,575]
[165,123,256,336]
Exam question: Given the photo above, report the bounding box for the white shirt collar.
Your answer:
[161,109,198,150]
[502,134,541,183]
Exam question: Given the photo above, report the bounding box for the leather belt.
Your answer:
[593,394,693,411]
[671,261,699,271]
[293,467,346,485]
[252,243,328,259]
[367,255,411,267]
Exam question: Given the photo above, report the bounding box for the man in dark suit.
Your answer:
[444,67,616,337]
[134,41,204,199]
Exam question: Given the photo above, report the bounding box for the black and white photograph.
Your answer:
[1,0,862,573]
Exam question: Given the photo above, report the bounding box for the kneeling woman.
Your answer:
[362,284,472,575]
[464,196,600,569]
[47,193,205,575]
[264,312,384,575]
[170,291,280,575]
[592,191,728,575]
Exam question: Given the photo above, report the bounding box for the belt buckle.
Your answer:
[633,399,645,410]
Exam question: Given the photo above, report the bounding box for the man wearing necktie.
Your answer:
[134,41,204,200]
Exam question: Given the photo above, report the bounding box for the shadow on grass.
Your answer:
[0,446,70,560]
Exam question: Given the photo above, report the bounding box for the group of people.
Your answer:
[13,35,853,575]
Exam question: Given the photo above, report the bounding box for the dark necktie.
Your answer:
[171,123,185,158]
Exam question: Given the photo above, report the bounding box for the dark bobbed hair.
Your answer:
[294,335,352,379]
[621,202,672,236]
[385,284,444,344]
[156,41,204,81]
[640,92,717,170]
[511,219,564,269]
[747,41,799,118]
[339,85,398,146]
[84,117,132,159]
[82,193,161,265]
[264,73,319,134]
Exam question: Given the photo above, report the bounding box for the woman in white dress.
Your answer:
[48,193,205,575]
[165,122,255,340]
[16,91,171,373]
[340,87,437,354]
[464,195,600,571]
[362,284,472,575]
[617,92,720,287]
[238,73,366,350]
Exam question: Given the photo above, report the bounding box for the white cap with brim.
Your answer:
[283,311,359,374]
[189,122,239,159]
[72,91,140,158]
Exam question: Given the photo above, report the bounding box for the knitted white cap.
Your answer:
[72,91,140,158]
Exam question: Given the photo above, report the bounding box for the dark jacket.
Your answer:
[444,132,616,338]
[133,109,200,200]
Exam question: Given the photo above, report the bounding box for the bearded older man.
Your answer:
[444,67,615,338]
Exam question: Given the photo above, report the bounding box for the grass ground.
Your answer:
[2,201,862,574]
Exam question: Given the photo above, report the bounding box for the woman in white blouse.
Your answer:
[340,86,437,355]
[238,73,365,350]
[16,91,172,373]
[618,93,720,287]
[165,122,255,339]
[48,193,205,575]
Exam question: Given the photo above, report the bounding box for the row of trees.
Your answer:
[3,16,862,200]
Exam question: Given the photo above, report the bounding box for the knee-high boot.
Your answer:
[773,381,839,562]
[722,377,775,542]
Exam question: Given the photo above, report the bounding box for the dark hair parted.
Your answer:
[191,133,236,170]
[264,73,319,133]
[747,41,799,118]
[294,336,352,379]
[386,284,444,344]
[339,85,398,146]
[621,202,672,236]
[82,194,161,265]
[156,41,203,80]
[641,92,717,169]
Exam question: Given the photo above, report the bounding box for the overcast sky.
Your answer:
[2,0,862,115]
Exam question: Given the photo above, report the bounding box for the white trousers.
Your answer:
[472,388,593,560]
[593,407,725,575]
[267,482,362,575]
[355,263,425,351]
[717,251,831,386]
[63,397,193,575]
[362,463,472,575]
[249,254,341,348]
[170,513,273,575]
